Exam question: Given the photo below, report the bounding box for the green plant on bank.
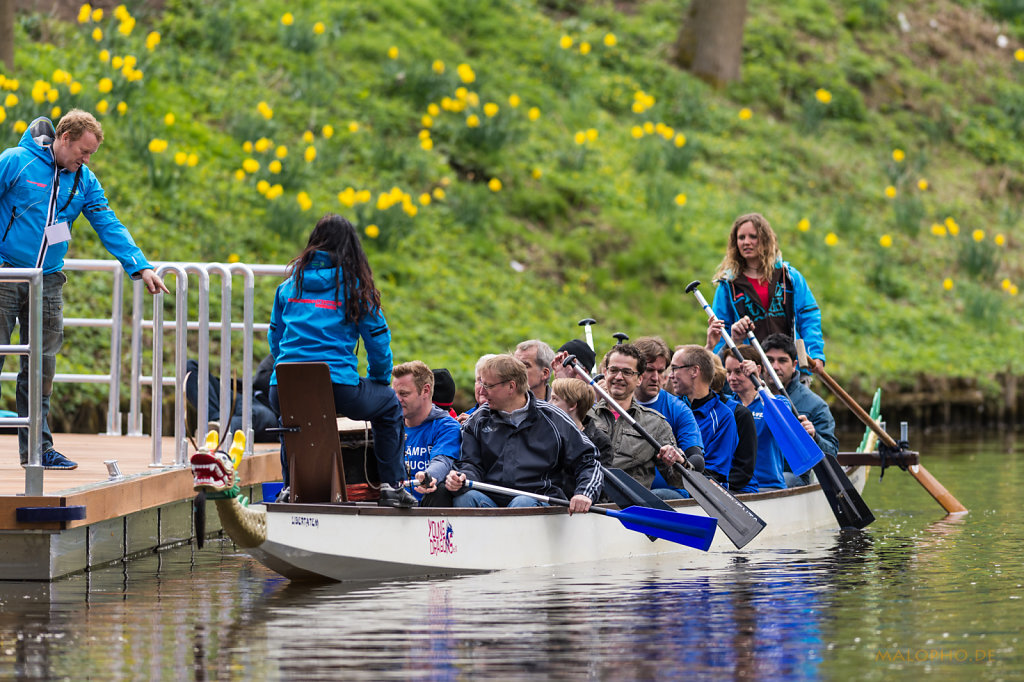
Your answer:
[956,230,1001,280]
[0,0,1021,421]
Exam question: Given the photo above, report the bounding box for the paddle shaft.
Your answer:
[466,480,569,506]
[813,366,967,514]
[579,318,596,352]
[463,480,718,550]
[746,331,791,400]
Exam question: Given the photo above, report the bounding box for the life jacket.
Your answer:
[727,266,795,342]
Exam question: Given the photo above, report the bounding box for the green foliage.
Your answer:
[956,233,1000,280]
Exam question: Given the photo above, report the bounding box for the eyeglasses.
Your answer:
[476,379,509,391]
[670,364,697,372]
[605,366,638,378]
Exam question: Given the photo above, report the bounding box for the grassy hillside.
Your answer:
[2,0,1022,418]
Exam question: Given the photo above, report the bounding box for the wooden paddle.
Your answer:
[686,280,874,530]
[463,480,718,551]
[564,355,767,549]
[812,366,968,515]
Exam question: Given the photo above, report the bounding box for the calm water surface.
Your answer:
[0,432,1020,680]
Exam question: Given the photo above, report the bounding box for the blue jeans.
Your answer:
[453,489,546,508]
[0,272,65,462]
[270,378,405,488]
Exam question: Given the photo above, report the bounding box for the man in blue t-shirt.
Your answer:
[392,360,462,506]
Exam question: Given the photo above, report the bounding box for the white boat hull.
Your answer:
[240,467,869,582]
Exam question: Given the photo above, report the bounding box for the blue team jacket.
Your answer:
[0,117,151,275]
[711,260,825,363]
[269,252,393,386]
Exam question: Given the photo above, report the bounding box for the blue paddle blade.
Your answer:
[759,390,824,477]
[605,506,718,551]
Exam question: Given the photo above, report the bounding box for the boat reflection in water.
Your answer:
[251,528,866,680]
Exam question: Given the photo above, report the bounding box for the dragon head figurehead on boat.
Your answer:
[190,430,267,549]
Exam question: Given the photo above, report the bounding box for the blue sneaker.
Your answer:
[41,449,78,470]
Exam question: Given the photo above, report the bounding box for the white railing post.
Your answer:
[26,269,43,494]
[104,269,124,435]
[150,264,188,467]
[127,277,145,436]
[0,267,45,495]
[230,263,256,456]
[206,264,233,441]
[183,264,211,441]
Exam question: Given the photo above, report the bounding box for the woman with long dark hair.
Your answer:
[268,214,414,507]
[710,212,825,370]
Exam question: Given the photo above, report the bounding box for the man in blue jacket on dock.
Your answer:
[0,110,168,469]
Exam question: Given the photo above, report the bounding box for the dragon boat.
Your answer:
[189,363,890,583]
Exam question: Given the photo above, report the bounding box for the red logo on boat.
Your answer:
[428,519,456,555]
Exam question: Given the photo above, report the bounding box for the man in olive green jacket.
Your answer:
[587,343,683,494]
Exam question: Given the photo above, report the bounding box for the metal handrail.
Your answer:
[0,259,287,463]
[0,267,44,495]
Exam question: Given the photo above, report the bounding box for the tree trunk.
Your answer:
[0,0,13,72]
[674,0,748,88]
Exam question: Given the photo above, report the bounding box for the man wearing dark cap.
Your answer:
[553,338,596,379]
[431,368,458,418]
